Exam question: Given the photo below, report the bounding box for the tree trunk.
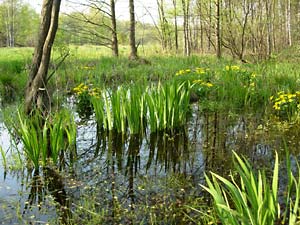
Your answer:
[182,0,190,56]
[286,0,292,46]
[10,0,14,47]
[196,1,204,53]
[266,0,273,58]
[111,0,118,57]
[172,0,179,53]
[216,0,222,58]
[129,0,138,59]
[208,0,212,51]
[25,0,61,115]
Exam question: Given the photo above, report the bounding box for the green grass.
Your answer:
[1,45,300,114]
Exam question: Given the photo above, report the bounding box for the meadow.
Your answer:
[1,45,300,224]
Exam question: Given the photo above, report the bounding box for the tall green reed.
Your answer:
[91,81,192,135]
[283,149,300,225]
[12,110,76,169]
[0,146,7,169]
[145,81,191,133]
[202,151,280,225]
[201,151,300,225]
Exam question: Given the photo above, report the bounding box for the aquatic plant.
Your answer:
[124,86,145,134]
[202,151,279,225]
[143,81,191,133]
[91,81,192,134]
[13,110,76,169]
[202,151,300,225]
[281,147,300,225]
[0,146,7,169]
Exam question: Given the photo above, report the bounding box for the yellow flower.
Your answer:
[225,65,240,71]
[250,82,255,87]
[273,102,281,110]
[175,69,186,76]
[195,67,206,74]
[206,82,213,87]
[231,65,240,70]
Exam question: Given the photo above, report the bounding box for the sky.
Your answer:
[25,0,160,24]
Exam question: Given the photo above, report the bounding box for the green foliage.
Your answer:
[11,110,76,169]
[202,151,300,225]
[0,48,31,103]
[145,81,191,133]
[0,145,6,169]
[90,81,192,135]
[0,1,39,47]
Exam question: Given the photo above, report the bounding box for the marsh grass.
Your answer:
[91,81,192,135]
[202,150,300,225]
[0,145,7,169]
[10,110,76,169]
[3,46,300,116]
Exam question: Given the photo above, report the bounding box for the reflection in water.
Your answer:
[1,106,296,223]
[22,168,71,224]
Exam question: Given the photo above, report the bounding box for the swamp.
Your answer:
[1,46,300,224]
[1,0,300,224]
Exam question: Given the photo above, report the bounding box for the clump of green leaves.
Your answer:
[11,110,76,169]
[91,81,191,135]
[202,151,300,225]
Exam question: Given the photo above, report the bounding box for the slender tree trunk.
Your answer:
[197,1,204,53]
[216,0,222,58]
[5,3,10,47]
[172,0,179,52]
[266,0,272,58]
[208,0,212,51]
[157,0,167,50]
[240,0,250,61]
[11,0,14,47]
[129,0,138,59]
[250,0,256,54]
[286,0,291,46]
[111,0,118,57]
[182,0,190,56]
[25,0,61,115]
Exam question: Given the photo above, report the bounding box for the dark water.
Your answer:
[0,105,296,224]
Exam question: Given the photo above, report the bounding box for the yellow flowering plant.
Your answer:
[72,83,101,119]
[175,67,210,76]
[270,91,300,120]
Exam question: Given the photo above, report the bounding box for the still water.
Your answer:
[0,105,294,224]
